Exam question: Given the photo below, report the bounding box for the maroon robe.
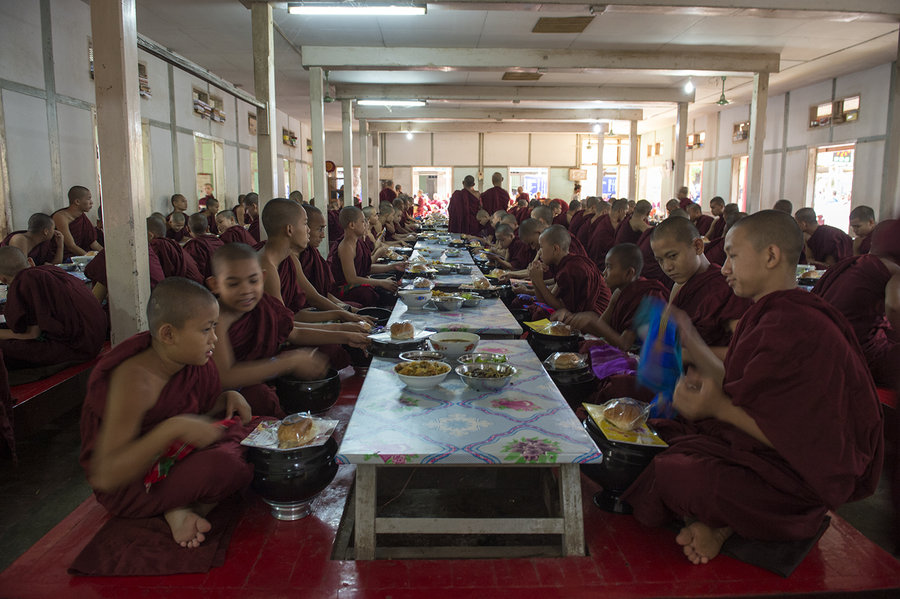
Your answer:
[480,187,511,215]
[812,254,898,388]
[206,213,218,236]
[54,211,98,259]
[327,209,344,245]
[856,234,872,255]
[586,215,618,270]
[228,293,294,417]
[806,224,852,265]
[672,266,750,347]
[247,218,260,243]
[299,246,335,299]
[568,235,588,259]
[84,248,165,290]
[1,265,107,368]
[624,289,883,541]
[447,189,481,235]
[507,238,536,270]
[575,214,600,249]
[614,218,643,246]
[707,216,726,241]
[328,238,380,306]
[552,212,569,228]
[678,197,693,210]
[183,235,224,280]
[79,331,255,518]
[150,238,203,283]
[277,255,307,315]
[704,236,726,267]
[607,278,669,334]
[637,227,673,289]
[516,192,530,203]
[554,253,611,314]
[693,214,715,236]
[568,210,589,238]
[0,231,58,266]
[218,225,256,246]
[379,188,397,205]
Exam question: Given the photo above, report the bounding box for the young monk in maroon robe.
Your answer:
[379,181,397,205]
[510,196,530,224]
[183,213,224,280]
[574,197,603,248]
[706,196,726,241]
[812,219,900,389]
[165,194,190,242]
[623,211,883,565]
[794,207,852,268]
[0,247,107,369]
[651,216,751,355]
[849,205,877,256]
[497,219,543,279]
[216,209,256,245]
[553,243,668,351]
[80,278,258,548]
[1,213,63,266]
[327,196,344,245]
[637,225,672,290]
[147,215,203,283]
[329,206,404,308]
[244,193,261,243]
[676,186,692,210]
[481,172,511,215]
[83,245,165,303]
[448,175,482,235]
[687,203,714,236]
[704,212,747,267]
[486,224,523,272]
[586,199,628,271]
[201,198,219,236]
[527,225,611,315]
[615,199,652,245]
[209,244,330,417]
[52,185,103,258]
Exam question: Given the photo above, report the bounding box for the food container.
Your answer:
[398,289,432,309]
[356,307,392,327]
[394,360,452,389]
[455,363,518,392]
[71,255,94,270]
[428,332,480,360]
[399,350,446,362]
[433,295,464,311]
[528,325,583,360]
[394,246,414,256]
[542,352,591,385]
[457,352,508,365]
[433,263,454,275]
[274,368,342,415]
[370,337,428,359]
[460,294,483,308]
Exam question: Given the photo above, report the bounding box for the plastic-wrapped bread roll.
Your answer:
[390,320,415,340]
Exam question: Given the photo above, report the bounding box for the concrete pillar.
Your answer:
[673,101,688,197]
[341,100,354,205]
[89,0,149,343]
[747,72,769,213]
[309,67,327,252]
[595,133,604,197]
[251,2,277,218]
[359,118,369,205]
[373,133,381,196]
[628,120,639,200]
[882,38,900,216]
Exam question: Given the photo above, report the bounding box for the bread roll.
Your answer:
[554,353,582,370]
[603,400,644,431]
[413,277,432,288]
[473,278,491,290]
[391,320,415,340]
[278,416,315,449]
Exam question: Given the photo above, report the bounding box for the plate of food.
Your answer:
[394,360,452,389]
[368,321,435,344]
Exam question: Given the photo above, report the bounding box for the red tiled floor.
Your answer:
[2,372,899,598]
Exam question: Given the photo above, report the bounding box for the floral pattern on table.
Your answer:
[337,340,600,466]
[389,297,522,338]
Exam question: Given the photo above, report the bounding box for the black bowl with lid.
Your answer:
[274,368,341,415]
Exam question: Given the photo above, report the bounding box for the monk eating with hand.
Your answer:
[794,207,852,268]
[147,215,204,283]
[216,209,256,245]
[53,185,103,258]
[80,278,260,548]
[553,243,668,351]
[849,205,877,256]
[330,206,404,308]
[183,213,224,280]
[623,210,884,565]
[209,244,330,417]
[1,213,64,266]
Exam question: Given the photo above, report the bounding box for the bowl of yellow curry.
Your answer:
[393,360,452,389]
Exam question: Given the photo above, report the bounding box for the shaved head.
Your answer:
[188,212,210,234]
[170,212,186,226]
[666,199,680,213]
[606,243,643,274]
[724,203,740,216]
[794,207,818,226]
[668,209,690,220]
[597,201,611,216]
[500,214,517,227]
[147,214,167,238]
[494,223,514,238]
[569,199,581,212]
[773,199,793,214]
[27,213,54,234]
[633,200,652,217]
[709,196,725,208]
[305,204,323,219]
[730,210,803,267]
[217,209,237,223]
[211,242,260,276]
[339,206,364,228]
[146,277,217,337]
[539,224,571,252]
[725,211,747,228]
[584,196,600,211]
[519,218,545,239]
[491,172,503,185]
[262,198,303,236]
[531,205,553,226]
[686,203,702,217]
[68,185,90,204]
[611,198,629,214]
[652,215,701,246]
[849,205,875,222]
[0,246,29,278]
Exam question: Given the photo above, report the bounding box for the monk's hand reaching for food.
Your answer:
[339,310,374,326]
[342,332,371,349]
[284,349,329,380]
[512,283,529,294]
[673,366,729,421]
[550,308,571,323]
[339,321,372,334]
[172,415,224,448]
[223,390,252,424]
[559,311,596,334]
[379,278,400,293]
[393,261,408,272]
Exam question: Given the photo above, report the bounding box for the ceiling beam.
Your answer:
[355,106,643,121]
[367,122,604,133]
[334,84,694,103]
[301,46,781,73]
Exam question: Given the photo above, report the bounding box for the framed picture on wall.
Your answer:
[248,114,257,135]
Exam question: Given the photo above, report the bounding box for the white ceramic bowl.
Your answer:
[428,332,480,360]
[399,289,432,308]
[393,360,452,389]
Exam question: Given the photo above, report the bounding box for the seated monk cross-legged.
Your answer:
[209,243,331,417]
[80,278,262,549]
[183,213,224,280]
[52,185,103,259]
[0,247,108,370]
[216,209,256,245]
[1,213,64,266]
[622,210,884,565]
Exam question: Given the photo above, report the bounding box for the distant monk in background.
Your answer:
[53,185,103,259]
[327,195,344,245]
[0,247,107,369]
[704,211,747,267]
[773,199,793,214]
[615,199,652,245]
[676,186,692,209]
[147,215,203,283]
[244,193,261,243]
[216,210,256,245]
[448,175,482,235]
[199,183,216,210]
[706,196,727,241]
[510,194,530,223]
[849,205,877,255]
[794,207,852,268]
[201,198,219,235]
[166,194,190,242]
[687,203,714,236]
[1,213,63,266]
[379,180,397,205]
[183,213,224,280]
[481,172,511,215]
[587,198,628,271]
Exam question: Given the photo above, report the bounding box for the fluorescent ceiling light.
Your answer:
[684,79,695,93]
[288,3,426,16]
[357,99,425,107]
[406,131,414,140]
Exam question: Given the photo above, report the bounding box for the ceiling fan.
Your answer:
[716,76,730,106]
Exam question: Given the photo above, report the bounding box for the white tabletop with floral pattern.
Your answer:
[337,340,600,466]
[388,296,523,338]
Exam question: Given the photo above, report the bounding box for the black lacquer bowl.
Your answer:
[357,307,392,327]
[275,368,341,415]
[528,329,583,360]
[248,435,339,520]
[580,417,666,514]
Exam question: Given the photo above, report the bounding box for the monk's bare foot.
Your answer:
[164,507,212,548]
[676,521,732,565]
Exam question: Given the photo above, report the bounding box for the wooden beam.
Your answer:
[302,46,780,73]
[335,84,694,103]
[368,121,600,133]
[356,107,643,121]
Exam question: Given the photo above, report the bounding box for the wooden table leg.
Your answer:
[559,463,585,556]
[354,464,377,560]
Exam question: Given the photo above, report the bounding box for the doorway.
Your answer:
[686,161,702,204]
[509,167,548,200]
[812,144,854,228]
[731,155,748,212]
[194,133,225,210]
[412,167,452,204]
